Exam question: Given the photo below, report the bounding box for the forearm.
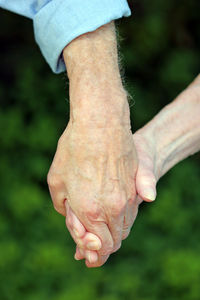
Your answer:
[143,76,200,180]
[63,21,130,128]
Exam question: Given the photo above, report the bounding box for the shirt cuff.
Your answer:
[33,0,131,73]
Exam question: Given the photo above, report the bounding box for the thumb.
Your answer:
[136,164,157,202]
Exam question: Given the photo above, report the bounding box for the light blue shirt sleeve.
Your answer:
[0,0,131,73]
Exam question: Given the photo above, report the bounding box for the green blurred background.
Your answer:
[0,0,200,299]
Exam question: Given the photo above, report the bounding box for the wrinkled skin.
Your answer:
[50,21,158,267]
[48,120,157,267]
[70,130,157,267]
[69,75,200,267]
[47,120,139,256]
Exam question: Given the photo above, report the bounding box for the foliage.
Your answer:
[0,1,200,299]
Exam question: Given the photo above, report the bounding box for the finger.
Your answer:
[65,206,86,250]
[135,161,157,202]
[65,202,102,251]
[75,247,110,268]
[122,195,142,240]
[65,201,86,238]
[66,199,114,255]
[66,201,102,250]
[106,190,127,253]
[66,220,102,251]
[85,253,110,268]
[133,135,157,202]
[107,213,124,253]
[83,232,102,250]
[74,246,84,260]
[83,221,114,256]
[121,227,131,241]
[78,247,99,264]
[65,215,102,251]
[79,205,114,255]
[122,204,135,241]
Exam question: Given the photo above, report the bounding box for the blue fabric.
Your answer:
[0,0,131,73]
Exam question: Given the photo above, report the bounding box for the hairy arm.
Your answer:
[47,21,141,261]
[63,21,129,127]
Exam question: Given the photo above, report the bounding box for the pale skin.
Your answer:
[47,21,200,267]
[70,74,200,267]
[47,21,155,260]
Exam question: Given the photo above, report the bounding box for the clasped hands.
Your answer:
[47,70,200,267]
[47,115,157,268]
[47,21,158,268]
[47,21,200,268]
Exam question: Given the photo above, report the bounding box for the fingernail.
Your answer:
[73,228,80,238]
[87,241,101,251]
[86,252,92,263]
[86,251,98,264]
[143,189,156,201]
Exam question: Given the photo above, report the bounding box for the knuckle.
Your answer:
[53,203,65,216]
[101,239,114,255]
[109,195,127,216]
[112,242,122,253]
[107,241,114,253]
[53,203,60,213]
[127,197,135,206]
[47,172,52,186]
[84,202,102,221]
[47,172,61,188]
[122,226,132,240]
[100,245,113,256]
[122,231,129,240]
[47,172,54,186]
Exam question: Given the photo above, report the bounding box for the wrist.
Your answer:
[63,21,120,80]
[63,22,130,128]
[69,88,131,129]
[141,83,200,180]
[136,104,178,181]
[68,72,130,128]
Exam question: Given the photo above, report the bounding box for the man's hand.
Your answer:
[72,126,157,267]
[47,21,140,256]
[47,119,138,256]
